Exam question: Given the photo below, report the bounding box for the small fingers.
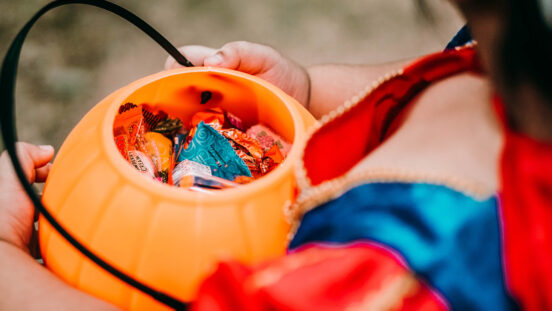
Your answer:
[165,45,218,69]
[2,143,55,182]
[16,143,54,170]
[204,41,281,74]
[35,163,52,183]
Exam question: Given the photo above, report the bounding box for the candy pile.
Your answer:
[113,103,290,192]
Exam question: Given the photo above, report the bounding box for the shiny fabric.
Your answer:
[290,183,517,310]
[302,46,481,185]
[192,244,445,311]
[496,98,552,310]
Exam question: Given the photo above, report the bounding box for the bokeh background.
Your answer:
[0,0,464,151]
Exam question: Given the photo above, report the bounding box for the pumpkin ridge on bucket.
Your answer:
[40,66,315,310]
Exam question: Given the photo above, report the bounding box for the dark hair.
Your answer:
[417,0,552,101]
[502,0,552,100]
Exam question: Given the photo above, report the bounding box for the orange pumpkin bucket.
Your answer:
[40,66,314,310]
[0,1,314,310]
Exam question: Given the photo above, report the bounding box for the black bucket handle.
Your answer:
[0,1,193,309]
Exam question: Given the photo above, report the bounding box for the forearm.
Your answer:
[307,60,413,119]
[0,240,120,311]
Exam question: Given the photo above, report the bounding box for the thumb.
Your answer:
[165,45,218,70]
[1,143,55,183]
[18,143,54,170]
[203,41,281,75]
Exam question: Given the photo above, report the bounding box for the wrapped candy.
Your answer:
[113,104,145,148]
[219,128,265,177]
[177,122,251,181]
[260,144,284,175]
[114,134,130,161]
[141,104,167,131]
[185,108,226,149]
[190,107,226,130]
[173,133,187,163]
[225,111,244,131]
[152,117,183,136]
[233,175,254,184]
[246,124,291,156]
[141,132,173,183]
[115,103,289,189]
[172,160,212,187]
[219,128,264,159]
[179,174,239,190]
[228,140,261,178]
[127,150,156,178]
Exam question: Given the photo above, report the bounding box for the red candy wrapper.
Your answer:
[114,134,130,161]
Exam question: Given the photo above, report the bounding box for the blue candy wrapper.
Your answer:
[177,122,251,180]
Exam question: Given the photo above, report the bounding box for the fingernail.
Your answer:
[205,51,224,66]
[39,145,54,152]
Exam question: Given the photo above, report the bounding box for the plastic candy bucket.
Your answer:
[39,67,315,310]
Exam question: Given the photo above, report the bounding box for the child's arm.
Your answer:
[165,41,413,119]
[0,143,119,311]
[0,241,120,310]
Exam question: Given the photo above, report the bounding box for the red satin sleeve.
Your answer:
[191,244,446,311]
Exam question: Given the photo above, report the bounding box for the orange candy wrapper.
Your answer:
[219,128,264,159]
[260,144,284,174]
[190,107,225,130]
[220,128,266,178]
[113,104,144,148]
[233,175,254,184]
[141,132,173,183]
[185,108,226,149]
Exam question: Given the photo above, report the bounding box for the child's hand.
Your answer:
[165,41,311,108]
[0,143,54,252]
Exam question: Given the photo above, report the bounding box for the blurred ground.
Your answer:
[0,0,464,150]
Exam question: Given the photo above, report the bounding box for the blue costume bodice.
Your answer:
[290,182,517,310]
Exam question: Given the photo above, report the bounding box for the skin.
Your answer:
[0,143,120,310]
[1,0,548,309]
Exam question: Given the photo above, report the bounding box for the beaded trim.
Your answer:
[288,44,490,242]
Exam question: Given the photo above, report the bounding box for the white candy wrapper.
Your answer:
[127,150,156,178]
[172,159,212,186]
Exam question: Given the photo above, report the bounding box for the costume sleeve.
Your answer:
[191,244,445,311]
[497,97,552,311]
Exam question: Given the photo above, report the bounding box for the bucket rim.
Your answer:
[101,66,307,204]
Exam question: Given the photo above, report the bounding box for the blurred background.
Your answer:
[0,0,464,151]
